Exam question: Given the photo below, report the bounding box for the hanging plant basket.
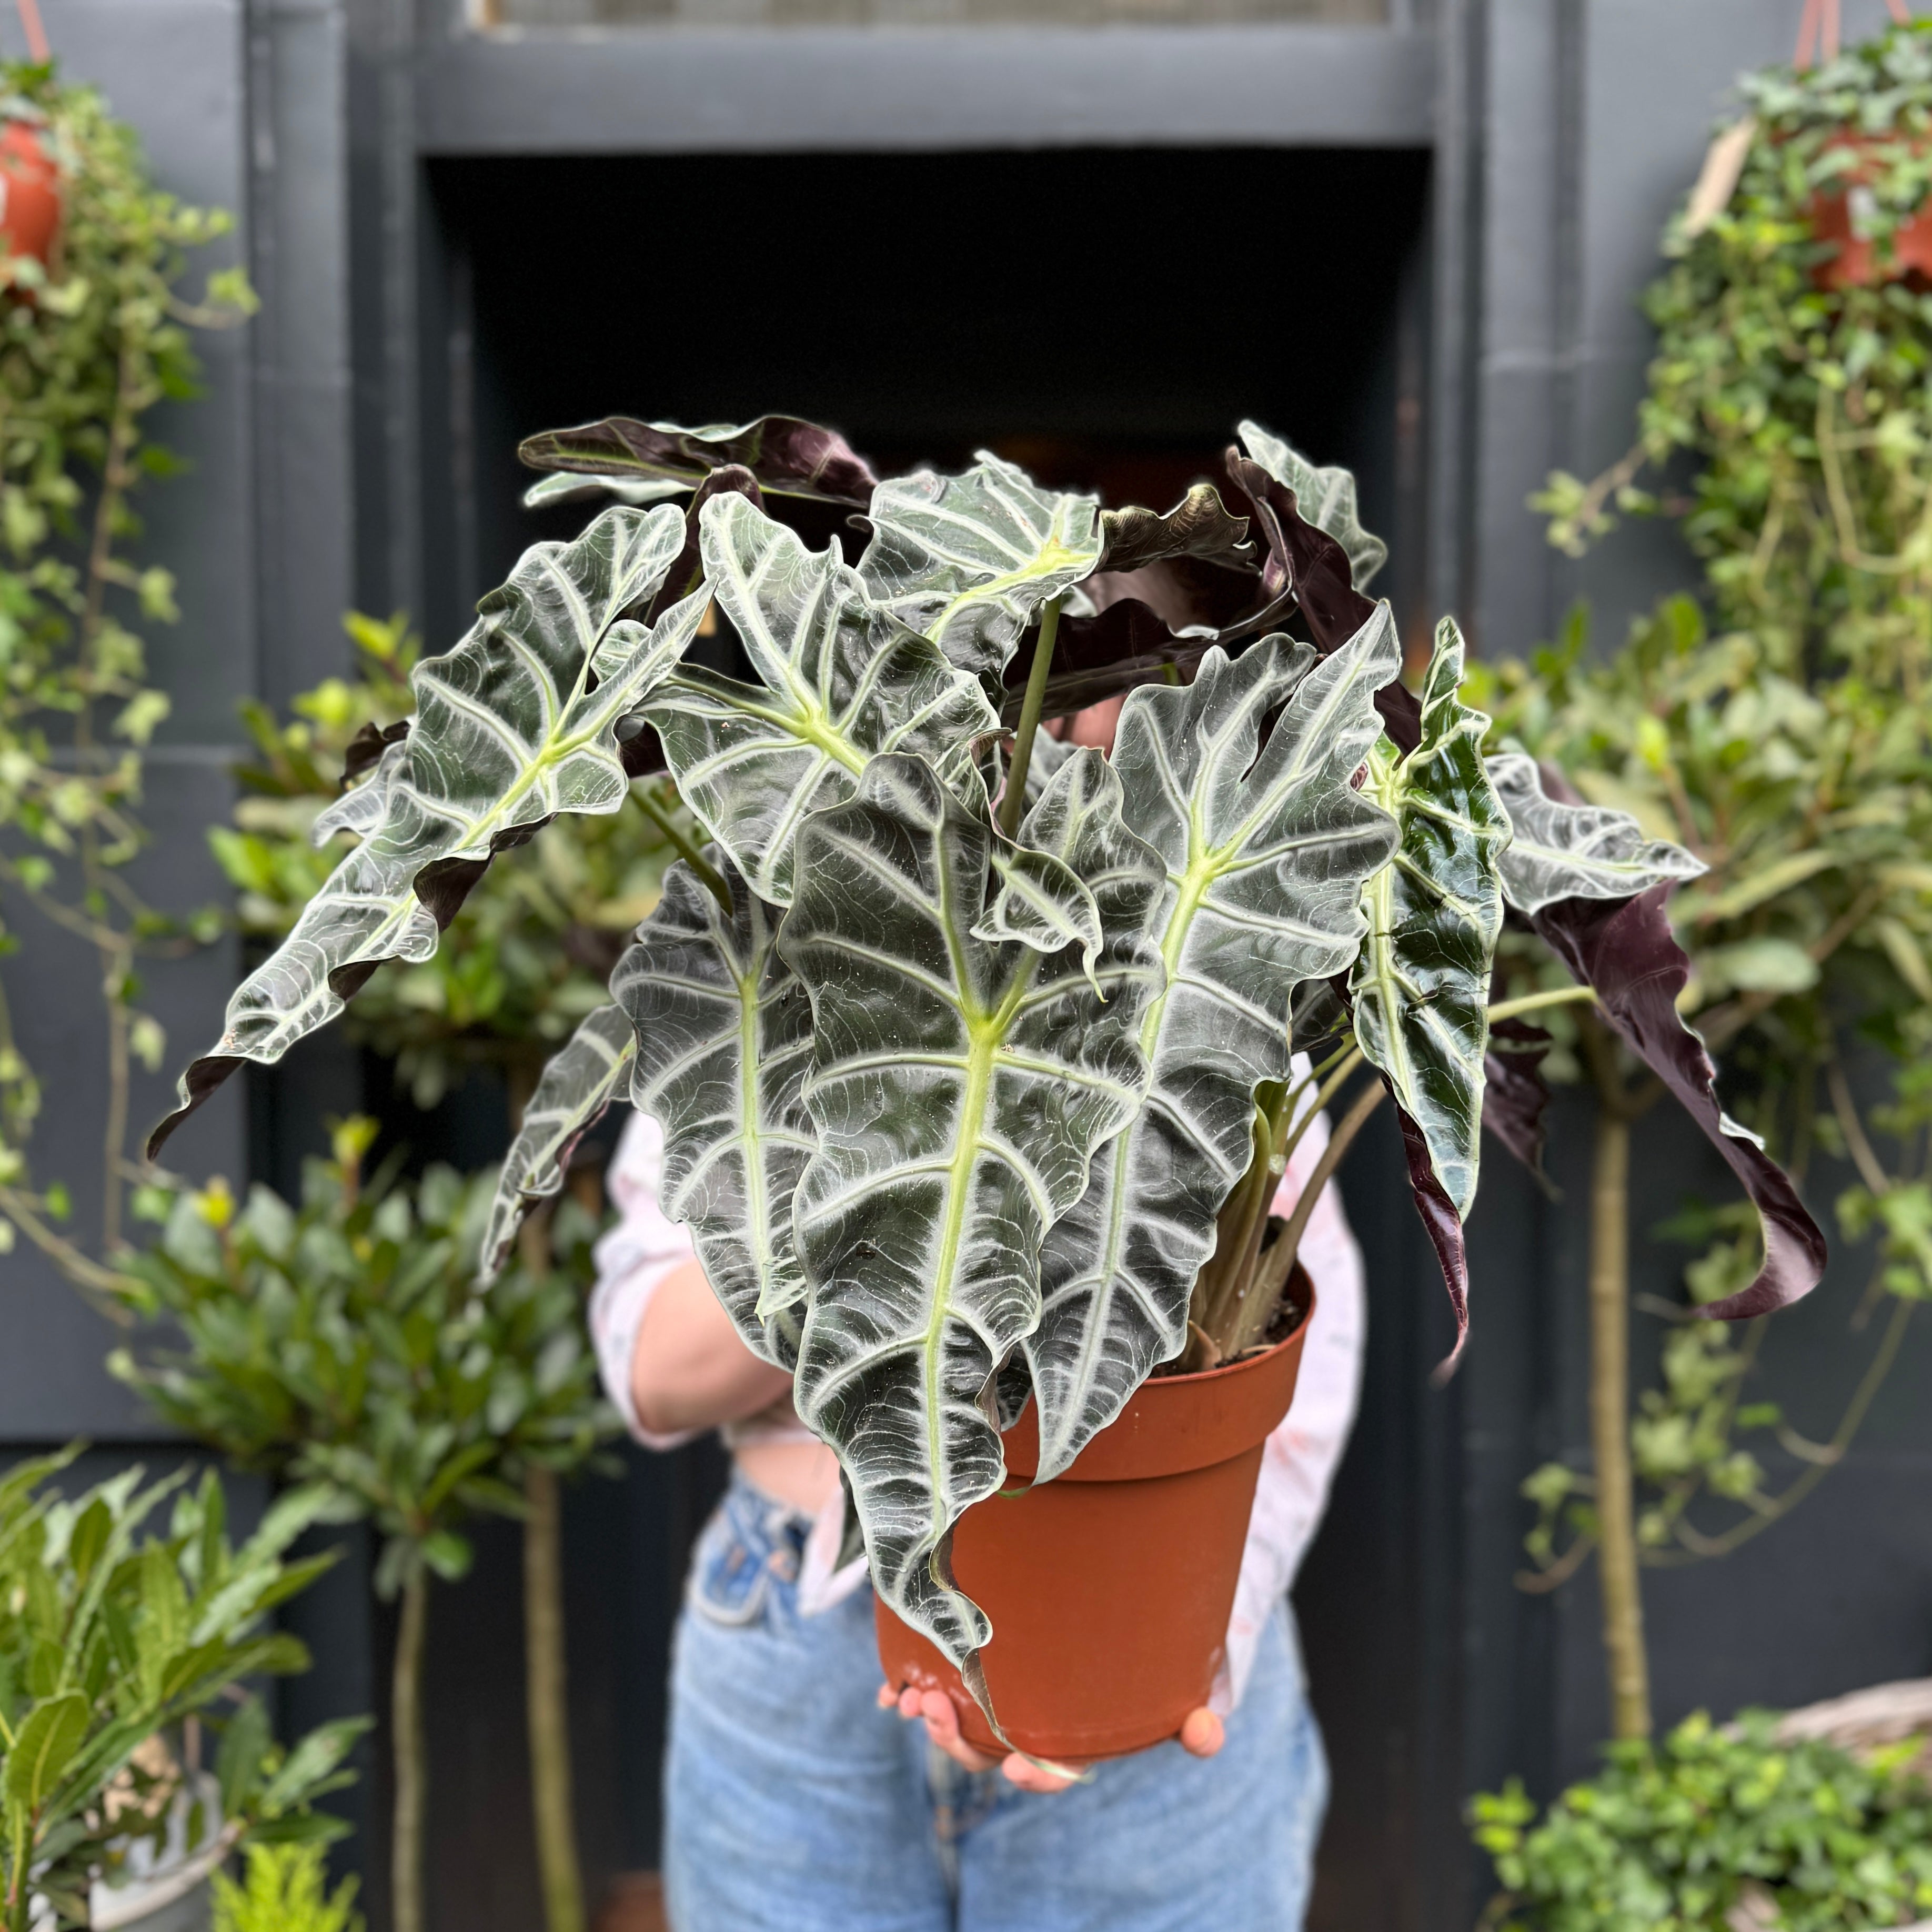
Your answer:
[1809,130,1932,287]
[875,1274,1315,1762]
[0,114,60,269]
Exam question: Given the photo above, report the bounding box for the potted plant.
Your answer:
[147,412,1824,1757]
[110,1122,616,1932]
[211,1844,363,1932]
[0,1453,366,1932]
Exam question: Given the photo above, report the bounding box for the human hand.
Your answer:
[876,1682,1224,1794]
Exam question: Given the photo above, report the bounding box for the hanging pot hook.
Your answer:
[1799,0,1914,69]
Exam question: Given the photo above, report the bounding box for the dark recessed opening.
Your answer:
[422,146,1432,643]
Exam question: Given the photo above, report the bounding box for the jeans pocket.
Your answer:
[687,1508,772,1629]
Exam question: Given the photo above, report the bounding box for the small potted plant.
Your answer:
[149,414,1825,1757]
[0,1455,366,1932]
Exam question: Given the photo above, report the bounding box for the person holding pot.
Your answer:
[589,1074,1364,1931]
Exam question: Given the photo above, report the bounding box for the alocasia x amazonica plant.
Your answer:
[148,414,1827,1720]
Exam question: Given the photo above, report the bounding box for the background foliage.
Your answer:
[0,61,249,1283]
[1470,17,1932,1587]
[1472,1714,1932,1932]
[110,1117,617,1597]
[0,1456,362,1931]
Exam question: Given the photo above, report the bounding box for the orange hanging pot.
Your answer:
[0,116,59,273]
[874,1269,1314,1763]
[1809,130,1932,289]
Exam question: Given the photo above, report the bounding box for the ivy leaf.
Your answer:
[1237,418,1389,590]
[1351,619,1509,1220]
[613,855,817,1365]
[517,413,880,507]
[149,508,700,1156]
[479,1004,637,1281]
[780,752,1165,1674]
[857,452,1105,679]
[1487,752,1706,913]
[1025,617,1401,1483]
[643,492,999,903]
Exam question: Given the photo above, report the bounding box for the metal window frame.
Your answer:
[416,3,1437,154]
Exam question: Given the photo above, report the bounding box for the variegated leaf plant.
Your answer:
[155,414,1823,1703]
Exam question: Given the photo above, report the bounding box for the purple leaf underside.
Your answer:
[1533,884,1827,1320]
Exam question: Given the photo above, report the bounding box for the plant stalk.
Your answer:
[637,781,731,913]
[1271,1075,1386,1295]
[998,596,1063,839]
[1587,1106,1652,1741]
[524,1465,585,1932]
[392,1563,429,1932]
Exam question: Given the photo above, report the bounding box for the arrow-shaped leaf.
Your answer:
[644,492,999,903]
[1094,483,1253,575]
[150,509,702,1156]
[858,452,1104,679]
[521,471,688,510]
[781,751,1165,1670]
[1350,619,1509,1218]
[1487,751,1706,913]
[480,1004,638,1280]
[1238,419,1388,591]
[1025,616,1401,1482]
[613,856,817,1366]
[518,414,880,507]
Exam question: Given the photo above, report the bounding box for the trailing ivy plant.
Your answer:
[1471,1710,1932,1932]
[1537,21,1932,688]
[109,1119,616,1932]
[1478,12,1932,1745]
[0,1453,366,1932]
[0,61,250,1292]
[147,412,1824,1733]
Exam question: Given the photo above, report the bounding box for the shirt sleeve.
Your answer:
[589,1109,705,1451]
[1210,1073,1368,1717]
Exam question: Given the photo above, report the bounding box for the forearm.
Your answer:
[631,1257,794,1435]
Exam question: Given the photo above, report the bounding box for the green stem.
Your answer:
[524,1465,585,1932]
[393,1563,429,1932]
[1486,984,1600,1025]
[1278,1045,1366,1180]
[997,596,1064,839]
[1588,1105,1652,1741]
[637,782,731,913]
[1271,1075,1386,1286]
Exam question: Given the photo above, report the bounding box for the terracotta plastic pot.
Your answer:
[0,120,59,269]
[875,1271,1313,1762]
[1810,132,1932,289]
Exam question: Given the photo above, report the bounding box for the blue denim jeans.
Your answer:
[664,1471,1329,1932]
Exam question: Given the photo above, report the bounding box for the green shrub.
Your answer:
[1472,1712,1932,1932]
[212,1842,363,1932]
